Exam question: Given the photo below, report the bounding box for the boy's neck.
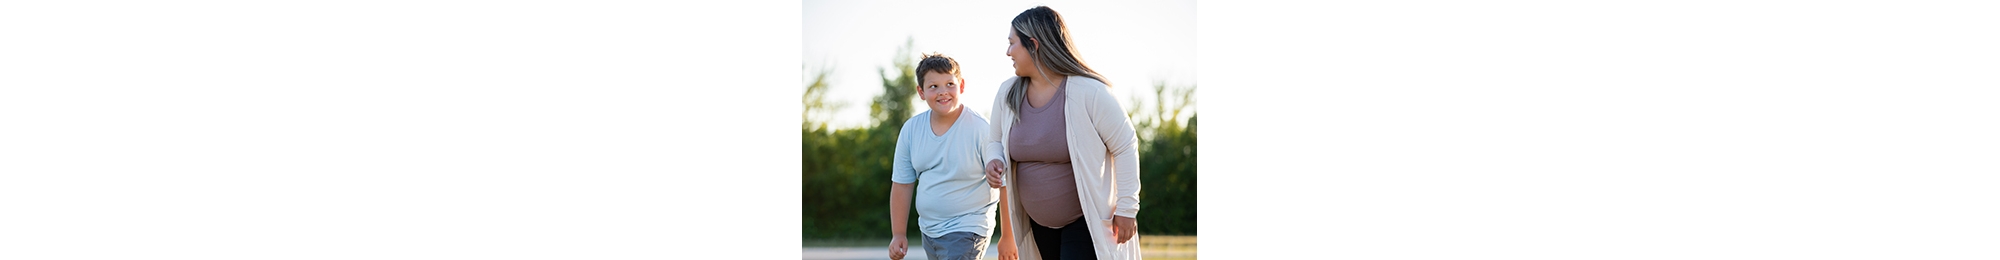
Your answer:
[931,104,963,121]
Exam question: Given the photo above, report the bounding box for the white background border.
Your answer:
[4,0,1997,259]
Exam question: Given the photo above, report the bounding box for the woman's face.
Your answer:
[1006,30,1034,77]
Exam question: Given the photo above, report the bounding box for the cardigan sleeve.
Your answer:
[982,78,1017,185]
[1086,81,1143,218]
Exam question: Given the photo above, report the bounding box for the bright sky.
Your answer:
[804,0,1195,129]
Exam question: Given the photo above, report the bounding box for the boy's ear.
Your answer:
[957,77,967,93]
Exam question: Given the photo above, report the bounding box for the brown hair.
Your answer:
[1007,6,1108,117]
[914,52,961,91]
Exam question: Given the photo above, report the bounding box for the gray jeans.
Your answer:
[922,231,990,260]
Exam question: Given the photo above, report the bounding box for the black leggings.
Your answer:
[1030,217,1097,260]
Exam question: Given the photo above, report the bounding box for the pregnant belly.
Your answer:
[1016,161,1083,228]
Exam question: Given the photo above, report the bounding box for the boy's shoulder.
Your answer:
[954,109,990,137]
[959,108,989,127]
[895,111,931,136]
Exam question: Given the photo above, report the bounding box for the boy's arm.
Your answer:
[888,182,914,259]
[890,183,915,238]
[888,123,920,238]
[888,126,918,259]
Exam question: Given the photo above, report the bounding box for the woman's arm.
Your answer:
[1090,85,1143,244]
[1089,84,1142,219]
[987,79,1020,259]
[983,78,1016,185]
[995,186,1017,259]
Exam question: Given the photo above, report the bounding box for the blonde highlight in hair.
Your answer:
[1007,6,1108,118]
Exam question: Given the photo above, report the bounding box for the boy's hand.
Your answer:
[985,159,1005,188]
[888,236,908,260]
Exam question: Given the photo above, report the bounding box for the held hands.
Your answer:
[888,236,908,260]
[1111,216,1137,244]
[985,159,1005,188]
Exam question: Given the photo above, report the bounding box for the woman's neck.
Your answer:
[1030,72,1064,90]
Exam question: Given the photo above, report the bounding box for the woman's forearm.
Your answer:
[997,186,1012,240]
[1091,86,1144,218]
[1113,149,1141,218]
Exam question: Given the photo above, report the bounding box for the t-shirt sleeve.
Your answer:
[890,124,918,184]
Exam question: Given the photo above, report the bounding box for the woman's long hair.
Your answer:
[1008,6,1109,117]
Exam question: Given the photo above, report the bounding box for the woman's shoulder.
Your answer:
[992,77,1020,104]
[1068,75,1109,88]
[995,77,1021,95]
[1066,76,1114,99]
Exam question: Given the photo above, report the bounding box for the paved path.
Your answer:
[803,235,1196,259]
[802,246,1195,259]
[801,246,999,260]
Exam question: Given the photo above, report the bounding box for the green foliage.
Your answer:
[871,38,920,131]
[803,39,921,240]
[803,63,843,131]
[1130,82,1197,235]
[803,39,1195,239]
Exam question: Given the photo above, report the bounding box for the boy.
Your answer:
[888,53,1000,260]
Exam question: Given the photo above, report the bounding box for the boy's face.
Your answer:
[918,71,964,113]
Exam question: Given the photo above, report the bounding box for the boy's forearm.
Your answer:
[889,183,914,237]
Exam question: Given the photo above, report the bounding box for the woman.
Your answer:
[981,6,1142,260]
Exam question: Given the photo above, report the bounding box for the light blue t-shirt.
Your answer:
[892,108,998,238]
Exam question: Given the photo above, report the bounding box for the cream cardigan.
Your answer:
[982,76,1142,260]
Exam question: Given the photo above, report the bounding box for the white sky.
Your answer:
[805,0,1195,128]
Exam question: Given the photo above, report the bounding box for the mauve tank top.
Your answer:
[1009,82,1084,229]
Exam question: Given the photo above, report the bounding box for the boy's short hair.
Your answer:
[914,53,961,90]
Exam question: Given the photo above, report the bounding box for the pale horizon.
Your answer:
[805,0,1196,129]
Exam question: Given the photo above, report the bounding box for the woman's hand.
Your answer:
[996,236,1018,260]
[985,159,1005,188]
[1111,216,1137,244]
[888,236,908,260]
